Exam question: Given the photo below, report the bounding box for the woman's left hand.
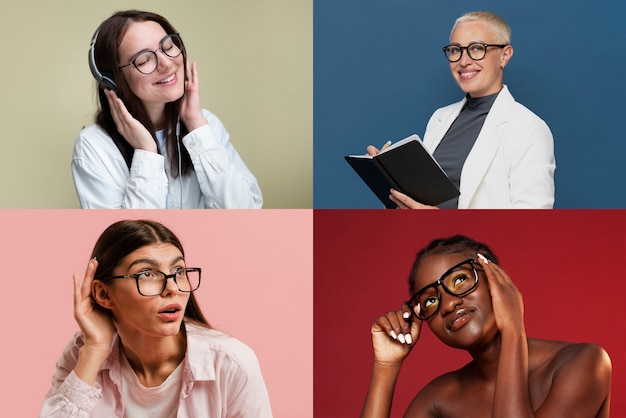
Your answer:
[389,189,438,210]
[477,255,525,334]
[180,61,208,131]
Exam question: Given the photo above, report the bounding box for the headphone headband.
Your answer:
[88,27,117,91]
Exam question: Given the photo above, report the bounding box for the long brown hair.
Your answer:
[92,10,193,177]
[91,219,209,327]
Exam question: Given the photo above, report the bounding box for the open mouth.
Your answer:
[159,304,181,315]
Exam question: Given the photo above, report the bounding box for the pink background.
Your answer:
[314,210,626,418]
[0,210,312,417]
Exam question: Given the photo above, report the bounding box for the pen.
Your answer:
[381,141,391,151]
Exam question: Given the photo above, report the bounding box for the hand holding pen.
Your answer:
[366,140,392,156]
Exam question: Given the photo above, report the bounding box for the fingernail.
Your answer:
[403,311,410,319]
[477,253,489,264]
[390,330,397,340]
[398,333,406,344]
[405,334,412,344]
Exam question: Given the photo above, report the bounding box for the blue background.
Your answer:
[314,0,626,208]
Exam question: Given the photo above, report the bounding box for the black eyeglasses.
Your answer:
[406,259,479,320]
[118,33,184,75]
[442,42,508,62]
[108,267,201,297]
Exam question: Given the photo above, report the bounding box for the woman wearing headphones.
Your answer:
[74,10,262,208]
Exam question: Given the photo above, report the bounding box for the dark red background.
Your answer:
[314,210,625,418]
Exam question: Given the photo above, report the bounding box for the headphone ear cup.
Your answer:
[88,28,118,92]
[99,71,117,92]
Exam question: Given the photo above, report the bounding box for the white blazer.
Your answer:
[423,85,555,208]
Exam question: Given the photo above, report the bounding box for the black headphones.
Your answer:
[88,27,117,91]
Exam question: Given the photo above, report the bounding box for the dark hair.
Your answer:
[92,10,193,177]
[408,235,499,295]
[91,219,209,327]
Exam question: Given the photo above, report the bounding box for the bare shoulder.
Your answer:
[530,340,611,417]
[549,341,611,375]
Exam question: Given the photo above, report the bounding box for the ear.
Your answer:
[92,280,114,310]
[500,45,514,69]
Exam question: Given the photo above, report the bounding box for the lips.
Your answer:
[156,73,176,85]
[447,308,474,331]
[459,70,478,80]
[159,303,181,314]
[158,303,182,321]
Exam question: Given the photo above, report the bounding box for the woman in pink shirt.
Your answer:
[40,220,272,417]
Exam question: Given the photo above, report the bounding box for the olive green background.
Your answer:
[0,0,311,208]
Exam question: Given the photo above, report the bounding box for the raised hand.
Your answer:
[370,305,422,366]
[362,306,422,418]
[180,61,208,131]
[105,89,157,152]
[73,258,116,352]
[476,254,525,334]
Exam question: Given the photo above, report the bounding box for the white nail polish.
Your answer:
[390,330,397,340]
[477,253,489,264]
[398,333,406,344]
[405,334,412,344]
[403,311,410,319]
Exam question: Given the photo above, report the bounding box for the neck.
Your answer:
[146,104,167,131]
[118,328,186,387]
[467,332,529,381]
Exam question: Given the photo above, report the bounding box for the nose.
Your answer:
[156,49,174,70]
[161,274,180,295]
[458,49,473,66]
[438,291,463,316]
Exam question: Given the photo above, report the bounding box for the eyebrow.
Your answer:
[126,255,185,270]
[127,34,172,61]
[447,40,488,46]
[412,259,474,294]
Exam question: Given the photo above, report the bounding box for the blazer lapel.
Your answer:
[458,86,514,208]
[424,99,466,153]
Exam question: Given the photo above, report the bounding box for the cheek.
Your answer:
[124,74,150,99]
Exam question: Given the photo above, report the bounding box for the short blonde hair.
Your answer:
[451,11,511,44]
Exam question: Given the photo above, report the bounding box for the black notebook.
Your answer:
[345,134,459,208]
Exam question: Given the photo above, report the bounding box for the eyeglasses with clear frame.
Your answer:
[442,43,508,62]
[108,267,201,297]
[406,259,479,320]
[118,33,184,75]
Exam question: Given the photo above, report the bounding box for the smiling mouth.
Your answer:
[157,74,176,84]
[459,71,478,79]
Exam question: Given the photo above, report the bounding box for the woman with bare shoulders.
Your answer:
[361,235,611,418]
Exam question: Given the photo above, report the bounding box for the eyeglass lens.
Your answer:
[444,43,488,62]
[132,35,183,74]
[412,263,476,319]
[136,268,200,296]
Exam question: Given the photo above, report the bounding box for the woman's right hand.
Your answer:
[105,89,158,153]
[366,145,381,156]
[370,304,422,366]
[73,258,116,353]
